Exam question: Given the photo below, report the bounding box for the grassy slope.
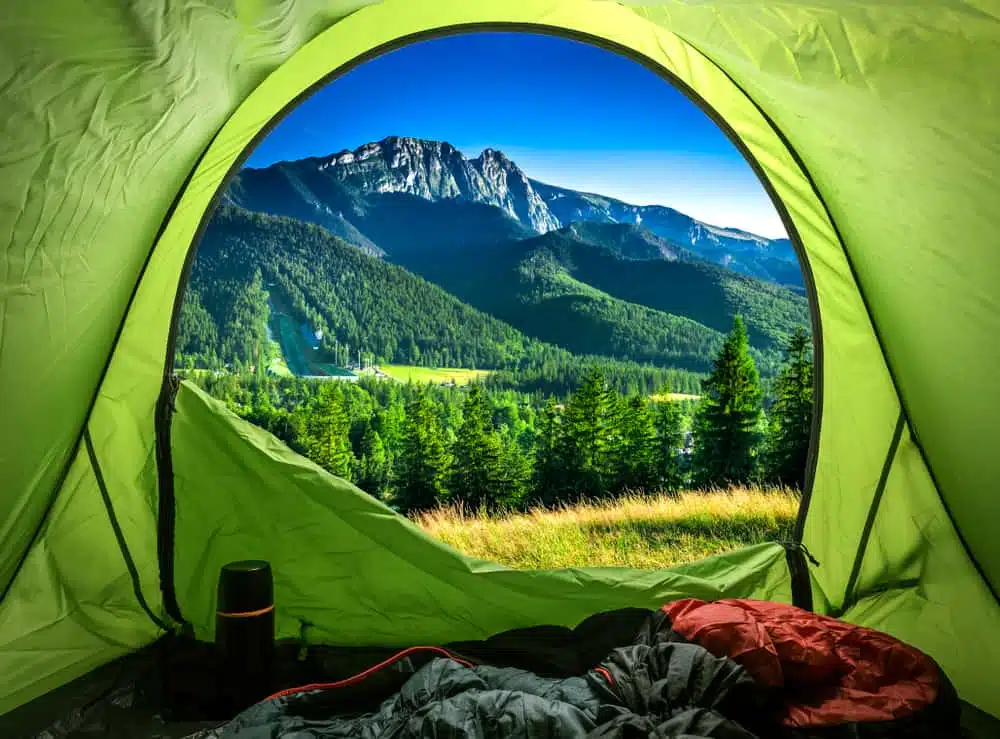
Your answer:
[381,365,493,385]
[416,488,799,569]
[651,392,701,402]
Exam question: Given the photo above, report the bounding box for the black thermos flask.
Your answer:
[216,560,275,712]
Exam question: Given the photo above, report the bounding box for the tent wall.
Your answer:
[839,420,1000,714]
[0,436,162,713]
[1,0,997,719]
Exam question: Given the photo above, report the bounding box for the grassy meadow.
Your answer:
[381,364,493,385]
[415,487,799,569]
[651,392,702,402]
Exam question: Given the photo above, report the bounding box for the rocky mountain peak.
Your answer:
[312,137,559,233]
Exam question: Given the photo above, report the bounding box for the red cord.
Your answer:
[265,646,474,701]
[593,666,616,687]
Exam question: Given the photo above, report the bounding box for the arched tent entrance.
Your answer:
[1,0,998,723]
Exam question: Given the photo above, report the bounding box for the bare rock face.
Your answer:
[313,137,559,234]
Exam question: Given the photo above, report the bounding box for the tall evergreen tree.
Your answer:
[532,397,565,505]
[498,426,530,509]
[691,316,764,487]
[357,421,390,498]
[766,327,814,489]
[559,368,618,498]
[451,384,505,510]
[654,398,685,493]
[395,389,450,512]
[304,384,355,479]
[617,396,659,492]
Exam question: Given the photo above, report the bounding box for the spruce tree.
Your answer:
[559,368,617,498]
[396,389,450,512]
[532,397,565,505]
[357,421,390,498]
[691,316,764,487]
[451,384,504,510]
[498,426,530,509]
[654,398,684,493]
[766,327,814,489]
[617,396,659,493]
[304,384,355,480]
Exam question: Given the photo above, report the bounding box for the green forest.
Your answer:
[184,319,814,513]
[177,205,706,397]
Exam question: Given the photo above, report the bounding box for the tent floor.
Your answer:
[3,615,998,738]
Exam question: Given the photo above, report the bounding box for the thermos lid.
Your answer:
[217,560,273,615]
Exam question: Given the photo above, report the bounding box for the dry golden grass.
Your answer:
[415,487,800,570]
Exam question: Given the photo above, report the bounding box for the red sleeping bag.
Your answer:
[661,599,958,736]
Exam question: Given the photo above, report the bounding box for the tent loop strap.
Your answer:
[788,541,820,567]
[839,411,907,615]
[781,540,819,612]
[83,428,171,633]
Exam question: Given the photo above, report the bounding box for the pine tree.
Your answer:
[691,316,764,487]
[532,397,565,505]
[654,398,684,493]
[604,390,628,490]
[395,389,450,512]
[357,421,390,498]
[618,396,658,493]
[766,327,814,489]
[559,368,617,498]
[304,384,355,479]
[498,426,530,509]
[450,384,505,510]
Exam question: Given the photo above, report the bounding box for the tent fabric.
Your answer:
[1,0,998,721]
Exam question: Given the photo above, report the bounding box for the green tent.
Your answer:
[2,0,998,725]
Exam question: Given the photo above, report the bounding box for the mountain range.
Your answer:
[228,136,801,288]
[178,136,810,384]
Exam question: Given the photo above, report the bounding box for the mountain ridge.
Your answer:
[234,135,801,285]
[395,222,807,374]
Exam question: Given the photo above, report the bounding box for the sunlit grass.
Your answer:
[381,365,493,385]
[650,392,701,402]
[415,487,799,569]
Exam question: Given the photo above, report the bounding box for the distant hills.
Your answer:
[178,136,810,382]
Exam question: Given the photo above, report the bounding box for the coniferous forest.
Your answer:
[184,316,813,514]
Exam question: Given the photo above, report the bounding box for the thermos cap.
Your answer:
[217,560,273,616]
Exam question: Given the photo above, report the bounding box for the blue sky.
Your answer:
[246,33,785,238]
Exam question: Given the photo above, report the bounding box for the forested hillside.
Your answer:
[399,224,808,374]
[177,204,704,396]
[210,138,811,382]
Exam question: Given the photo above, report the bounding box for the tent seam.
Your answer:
[83,428,171,633]
[839,411,906,613]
